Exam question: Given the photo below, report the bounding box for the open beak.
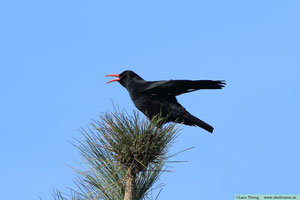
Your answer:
[105,74,120,84]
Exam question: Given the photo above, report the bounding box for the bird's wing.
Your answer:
[140,80,226,96]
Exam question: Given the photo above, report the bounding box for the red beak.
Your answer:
[105,74,120,84]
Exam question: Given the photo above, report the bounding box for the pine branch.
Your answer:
[52,108,181,200]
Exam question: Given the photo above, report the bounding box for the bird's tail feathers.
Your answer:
[194,117,214,133]
[183,113,214,133]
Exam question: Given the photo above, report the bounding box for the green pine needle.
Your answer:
[53,108,181,200]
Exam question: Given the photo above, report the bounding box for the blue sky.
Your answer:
[1,0,300,199]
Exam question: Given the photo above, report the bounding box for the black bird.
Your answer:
[106,70,225,133]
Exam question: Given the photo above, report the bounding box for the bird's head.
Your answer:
[106,70,144,88]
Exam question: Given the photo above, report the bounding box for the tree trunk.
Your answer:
[124,167,136,200]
